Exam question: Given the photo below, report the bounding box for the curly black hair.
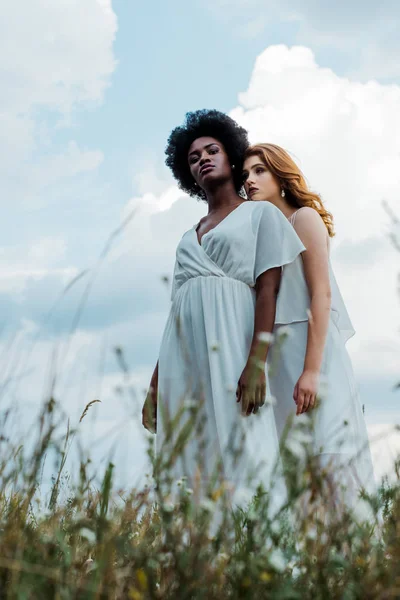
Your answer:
[165,109,249,200]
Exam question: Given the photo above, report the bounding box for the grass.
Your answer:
[0,387,398,600]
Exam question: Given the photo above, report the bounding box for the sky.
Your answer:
[1,0,400,490]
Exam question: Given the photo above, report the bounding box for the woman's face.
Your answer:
[188,136,232,189]
[243,155,280,201]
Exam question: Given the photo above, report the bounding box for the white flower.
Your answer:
[269,548,286,573]
[247,509,258,522]
[306,526,317,541]
[79,528,96,544]
[216,552,229,563]
[163,502,175,513]
[200,499,215,513]
[352,497,374,523]
[270,521,280,535]
[285,438,307,461]
[276,326,292,338]
[83,557,95,573]
[289,430,313,445]
[257,331,275,344]
[253,358,267,371]
[184,399,197,409]
[264,394,277,406]
[293,413,310,425]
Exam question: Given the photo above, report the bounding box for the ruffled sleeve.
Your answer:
[252,202,305,282]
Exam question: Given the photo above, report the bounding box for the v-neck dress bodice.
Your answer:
[156,201,305,511]
[171,201,304,301]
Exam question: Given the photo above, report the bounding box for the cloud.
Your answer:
[0,0,117,115]
[208,0,400,81]
[0,0,116,207]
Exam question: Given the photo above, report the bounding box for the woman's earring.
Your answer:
[281,188,285,197]
[194,182,198,188]
[231,164,235,170]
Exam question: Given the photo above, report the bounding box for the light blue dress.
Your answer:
[156,201,305,510]
[269,207,376,510]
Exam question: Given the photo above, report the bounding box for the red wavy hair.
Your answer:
[244,143,335,237]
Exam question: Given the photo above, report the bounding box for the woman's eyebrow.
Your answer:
[188,143,219,157]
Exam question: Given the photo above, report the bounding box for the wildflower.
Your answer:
[163,502,174,513]
[306,526,317,541]
[285,437,307,462]
[211,486,224,501]
[276,326,292,338]
[290,429,313,445]
[79,527,96,544]
[136,569,148,591]
[247,509,258,522]
[260,571,272,582]
[293,413,310,425]
[160,552,174,566]
[216,552,229,563]
[83,557,95,573]
[264,394,277,406]
[270,521,280,535]
[257,331,275,344]
[184,399,197,409]
[129,590,143,600]
[269,548,286,573]
[200,499,215,513]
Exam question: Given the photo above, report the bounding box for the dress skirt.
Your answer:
[157,275,285,513]
[270,317,376,505]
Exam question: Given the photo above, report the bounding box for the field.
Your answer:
[0,390,399,600]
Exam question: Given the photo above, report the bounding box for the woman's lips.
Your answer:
[249,188,259,196]
[200,165,214,176]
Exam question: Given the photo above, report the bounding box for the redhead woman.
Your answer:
[142,114,304,510]
[243,144,375,509]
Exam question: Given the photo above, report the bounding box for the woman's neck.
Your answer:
[268,195,298,219]
[205,180,243,213]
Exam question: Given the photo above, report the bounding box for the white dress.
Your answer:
[269,208,376,507]
[156,201,305,511]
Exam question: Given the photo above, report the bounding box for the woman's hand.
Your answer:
[142,363,158,433]
[142,388,157,433]
[293,369,319,415]
[237,358,267,416]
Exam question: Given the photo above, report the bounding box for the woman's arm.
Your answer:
[293,207,331,415]
[142,361,159,433]
[237,267,281,416]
